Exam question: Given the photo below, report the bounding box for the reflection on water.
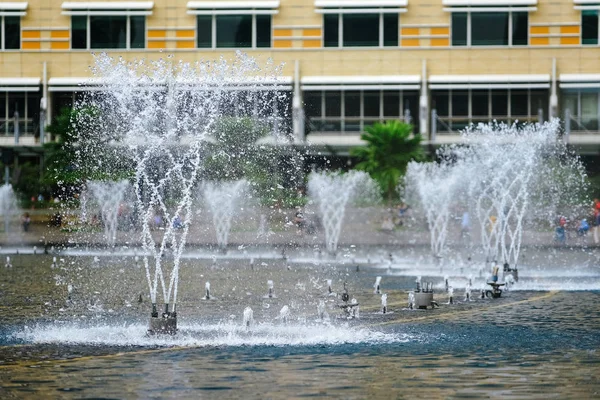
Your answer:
[0,253,599,398]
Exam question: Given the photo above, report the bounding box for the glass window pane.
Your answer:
[256,15,271,48]
[383,14,398,47]
[325,91,341,117]
[344,91,361,117]
[0,94,6,119]
[72,16,87,49]
[130,16,145,49]
[530,91,549,120]
[197,16,212,48]
[5,17,21,50]
[27,93,40,120]
[8,93,25,117]
[90,16,127,49]
[432,92,449,117]
[451,13,467,46]
[216,15,252,48]
[403,93,418,124]
[511,90,529,117]
[452,92,469,117]
[363,91,380,117]
[472,12,509,46]
[343,14,379,47]
[582,10,599,45]
[492,90,508,116]
[304,92,322,118]
[383,91,400,117]
[472,91,489,117]
[512,12,528,46]
[561,92,578,118]
[581,91,599,129]
[324,14,339,47]
[581,92,598,118]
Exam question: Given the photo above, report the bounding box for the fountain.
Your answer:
[203,281,211,300]
[407,120,588,268]
[308,170,378,254]
[279,305,290,323]
[202,179,249,251]
[242,307,254,329]
[374,276,382,294]
[74,53,285,334]
[0,184,19,233]
[86,180,130,247]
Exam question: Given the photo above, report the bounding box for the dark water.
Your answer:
[0,254,599,398]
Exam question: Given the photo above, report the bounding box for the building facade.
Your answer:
[1,0,600,160]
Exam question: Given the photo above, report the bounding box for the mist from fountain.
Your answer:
[86,180,130,247]
[202,179,249,250]
[0,184,19,233]
[74,53,285,319]
[406,120,588,267]
[308,170,379,254]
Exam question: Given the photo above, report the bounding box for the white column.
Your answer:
[419,59,428,136]
[292,60,305,144]
[550,57,558,119]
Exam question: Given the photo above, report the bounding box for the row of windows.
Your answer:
[1,89,598,137]
[197,15,271,49]
[3,12,600,50]
[0,16,20,50]
[72,16,145,50]
[324,14,398,48]
[0,92,40,135]
[451,12,528,47]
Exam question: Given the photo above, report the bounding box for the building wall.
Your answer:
[1,0,600,150]
[2,0,599,76]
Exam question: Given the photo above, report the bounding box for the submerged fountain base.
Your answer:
[148,314,178,335]
[148,305,178,335]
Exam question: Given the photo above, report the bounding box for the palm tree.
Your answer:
[351,120,424,205]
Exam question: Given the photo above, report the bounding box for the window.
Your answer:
[0,92,40,135]
[560,89,599,130]
[196,15,271,48]
[451,12,529,46]
[304,90,417,133]
[324,14,399,47]
[1,16,21,50]
[582,10,599,45]
[71,16,146,49]
[432,89,547,133]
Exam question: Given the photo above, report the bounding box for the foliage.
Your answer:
[203,116,303,207]
[351,120,424,204]
[43,107,134,197]
[42,107,80,188]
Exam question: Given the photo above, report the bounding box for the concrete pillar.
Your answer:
[431,109,437,143]
[14,111,19,145]
[292,60,305,144]
[419,59,428,136]
[550,58,558,119]
[564,108,571,143]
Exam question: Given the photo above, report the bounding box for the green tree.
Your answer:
[42,107,80,189]
[351,120,424,204]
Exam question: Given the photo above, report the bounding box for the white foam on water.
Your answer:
[13,321,409,348]
[508,278,600,291]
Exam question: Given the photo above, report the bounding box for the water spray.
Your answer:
[204,281,211,300]
[243,307,254,329]
[279,305,290,324]
[374,276,382,294]
[267,280,274,298]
